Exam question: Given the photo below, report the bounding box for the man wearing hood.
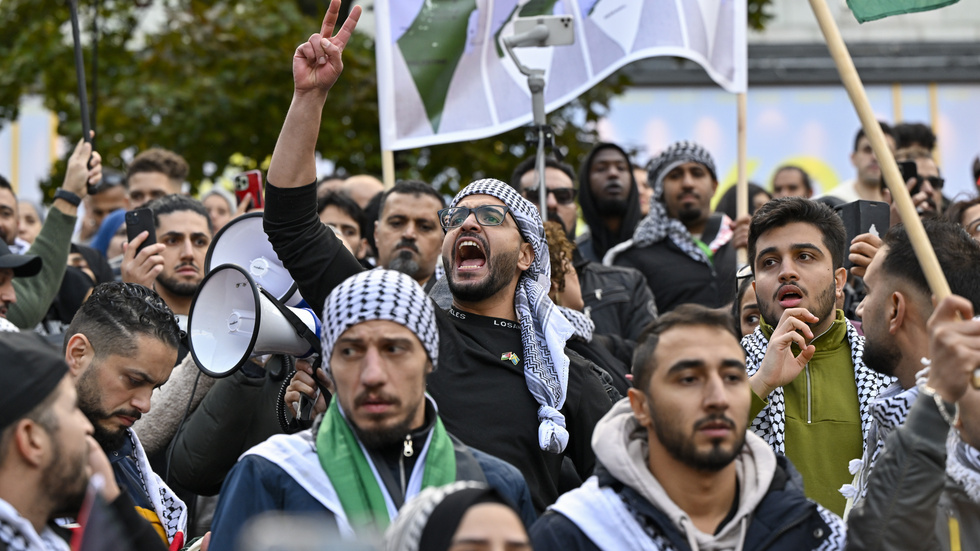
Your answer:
[262,1,612,513]
[603,141,738,314]
[531,304,845,551]
[576,143,643,263]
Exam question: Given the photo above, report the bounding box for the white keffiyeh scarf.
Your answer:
[450,179,574,453]
[124,429,187,544]
[741,318,893,454]
[0,498,68,551]
[947,429,980,504]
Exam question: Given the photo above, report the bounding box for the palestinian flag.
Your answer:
[848,0,960,23]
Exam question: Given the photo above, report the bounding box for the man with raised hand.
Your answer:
[531,305,845,550]
[263,0,611,513]
[208,270,534,548]
[743,197,892,516]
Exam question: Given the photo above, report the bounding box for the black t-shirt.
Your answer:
[264,181,613,512]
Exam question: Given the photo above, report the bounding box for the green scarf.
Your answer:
[316,399,456,531]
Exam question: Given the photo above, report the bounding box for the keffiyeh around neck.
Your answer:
[451,179,574,453]
[321,270,439,373]
[616,140,730,266]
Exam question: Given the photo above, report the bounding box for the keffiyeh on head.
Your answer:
[617,140,729,266]
[451,179,574,453]
[321,269,439,372]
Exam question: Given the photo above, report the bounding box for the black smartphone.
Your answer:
[835,200,890,270]
[125,207,157,255]
[899,160,920,196]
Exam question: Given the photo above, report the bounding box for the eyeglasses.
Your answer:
[736,264,754,284]
[521,186,577,205]
[438,205,510,230]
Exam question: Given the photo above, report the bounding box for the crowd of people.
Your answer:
[3,2,980,550]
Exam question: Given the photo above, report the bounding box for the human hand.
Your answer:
[730,214,751,251]
[926,295,980,403]
[63,134,102,198]
[87,435,121,502]
[884,176,934,226]
[284,359,329,418]
[292,0,362,97]
[750,308,818,397]
[848,232,882,279]
[120,232,165,287]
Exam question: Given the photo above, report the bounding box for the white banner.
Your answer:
[375,0,747,151]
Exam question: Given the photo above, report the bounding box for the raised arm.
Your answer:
[266,0,361,189]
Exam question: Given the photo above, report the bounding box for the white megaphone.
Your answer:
[188,264,321,378]
[204,212,306,307]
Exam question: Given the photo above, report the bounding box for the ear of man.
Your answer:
[64,333,93,377]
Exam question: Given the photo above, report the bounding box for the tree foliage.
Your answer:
[1,0,769,199]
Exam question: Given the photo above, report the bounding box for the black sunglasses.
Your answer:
[438,205,510,230]
[521,186,577,205]
[919,176,945,190]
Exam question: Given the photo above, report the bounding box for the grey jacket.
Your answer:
[846,393,980,550]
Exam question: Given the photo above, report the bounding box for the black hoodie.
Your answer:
[576,143,642,262]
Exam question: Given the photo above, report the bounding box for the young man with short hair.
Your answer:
[531,305,845,550]
[126,148,188,207]
[744,197,893,515]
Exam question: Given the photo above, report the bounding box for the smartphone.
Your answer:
[511,15,575,46]
[899,160,920,196]
[835,200,890,270]
[234,170,264,209]
[125,208,156,255]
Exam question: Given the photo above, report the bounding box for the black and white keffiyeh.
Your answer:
[0,497,68,551]
[947,429,980,504]
[321,269,439,371]
[125,430,186,544]
[840,382,917,504]
[741,320,893,454]
[451,179,574,453]
[603,140,732,266]
[558,306,594,342]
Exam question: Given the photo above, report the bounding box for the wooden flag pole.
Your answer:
[381,149,395,190]
[808,0,967,380]
[736,93,748,266]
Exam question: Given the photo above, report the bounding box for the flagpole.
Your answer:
[808,0,966,378]
[736,92,748,265]
[381,149,395,190]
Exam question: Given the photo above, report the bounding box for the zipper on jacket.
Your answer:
[400,434,414,496]
[805,363,812,424]
[404,434,414,457]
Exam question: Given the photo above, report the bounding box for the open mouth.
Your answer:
[455,237,487,272]
[777,285,804,308]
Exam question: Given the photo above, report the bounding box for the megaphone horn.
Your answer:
[188,264,321,378]
[204,212,305,306]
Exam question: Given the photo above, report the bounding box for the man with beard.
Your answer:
[840,220,980,515]
[264,2,611,513]
[373,180,445,292]
[821,122,895,203]
[0,332,168,551]
[63,282,187,548]
[530,305,845,550]
[576,143,642,263]
[743,197,893,516]
[604,141,738,314]
[510,155,656,345]
[208,270,534,548]
[847,295,980,550]
[122,194,212,364]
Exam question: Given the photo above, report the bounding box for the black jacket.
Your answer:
[531,457,843,551]
[576,253,656,343]
[611,213,737,314]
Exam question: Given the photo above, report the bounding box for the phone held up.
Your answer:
[125,207,157,255]
[234,170,265,210]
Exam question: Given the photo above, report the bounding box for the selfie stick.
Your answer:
[68,0,98,195]
[504,21,570,217]
[808,0,965,383]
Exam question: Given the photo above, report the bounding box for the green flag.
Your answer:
[848,0,960,23]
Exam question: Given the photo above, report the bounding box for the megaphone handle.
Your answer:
[298,389,319,421]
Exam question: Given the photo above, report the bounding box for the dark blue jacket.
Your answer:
[531,457,843,551]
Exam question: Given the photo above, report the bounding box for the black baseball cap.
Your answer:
[0,241,41,277]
